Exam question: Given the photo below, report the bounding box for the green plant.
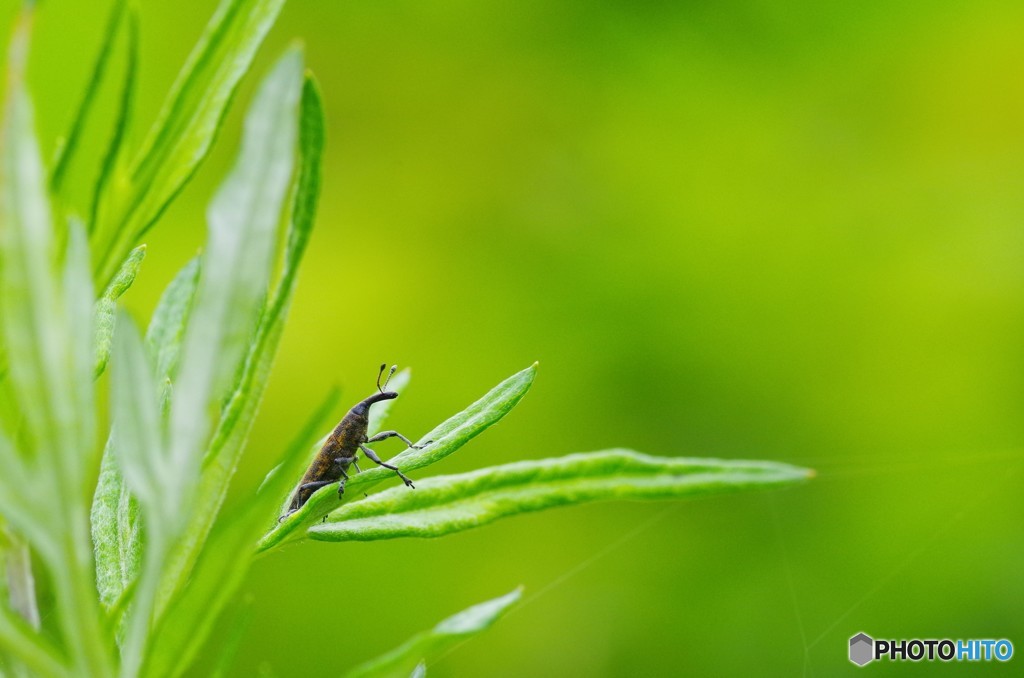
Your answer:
[0,1,812,676]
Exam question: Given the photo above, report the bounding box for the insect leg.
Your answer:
[359,444,415,488]
[366,430,432,449]
[298,479,336,493]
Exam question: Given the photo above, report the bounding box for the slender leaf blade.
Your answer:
[165,47,302,517]
[93,243,146,377]
[154,50,307,620]
[90,436,142,608]
[109,310,166,521]
[89,4,139,233]
[93,0,288,287]
[0,30,69,471]
[259,364,537,552]
[50,0,127,197]
[62,223,98,478]
[313,450,815,541]
[0,13,113,674]
[145,255,201,380]
[109,311,177,678]
[90,254,197,609]
[345,588,522,678]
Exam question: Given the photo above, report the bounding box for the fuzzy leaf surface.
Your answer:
[260,364,537,552]
[93,244,146,377]
[314,450,814,541]
[155,61,318,619]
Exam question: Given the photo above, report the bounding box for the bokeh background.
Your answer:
[14,0,1024,674]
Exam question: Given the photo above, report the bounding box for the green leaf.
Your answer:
[154,51,310,622]
[92,0,288,287]
[385,362,538,473]
[50,0,127,198]
[0,12,113,674]
[109,310,174,677]
[90,254,197,610]
[259,363,537,553]
[90,435,142,608]
[167,48,302,492]
[1,22,70,474]
[62,223,98,479]
[146,388,340,677]
[313,450,815,542]
[160,70,324,609]
[109,310,168,524]
[345,588,522,678]
[145,255,201,381]
[93,243,146,377]
[89,4,139,233]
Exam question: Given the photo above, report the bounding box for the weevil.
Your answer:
[282,364,430,520]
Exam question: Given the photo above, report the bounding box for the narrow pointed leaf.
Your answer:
[313,451,815,542]
[109,310,166,520]
[1,29,69,471]
[61,223,98,486]
[90,254,197,609]
[109,311,177,677]
[155,51,308,618]
[50,0,127,197]
[345,588,522,678]
[168,48,302,490]
[92,0,288,287]
[145,255,201,380]
[386,362,538,472]
[93,243,146,377]
[1,13,113,674]
[90,437,142,608]
[260,364,537,553]
[89,4,138,232]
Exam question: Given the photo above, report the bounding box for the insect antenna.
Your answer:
[377,363,398,392]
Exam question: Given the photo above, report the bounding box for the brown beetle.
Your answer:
[282,364,428,519]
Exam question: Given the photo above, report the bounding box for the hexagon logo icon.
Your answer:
[849,632,874,666]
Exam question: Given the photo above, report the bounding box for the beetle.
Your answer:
[282,364,429,519]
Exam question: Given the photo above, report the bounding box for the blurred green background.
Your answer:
[14,0,1024,674]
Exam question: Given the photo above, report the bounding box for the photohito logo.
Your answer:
[849,632,1013,666]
